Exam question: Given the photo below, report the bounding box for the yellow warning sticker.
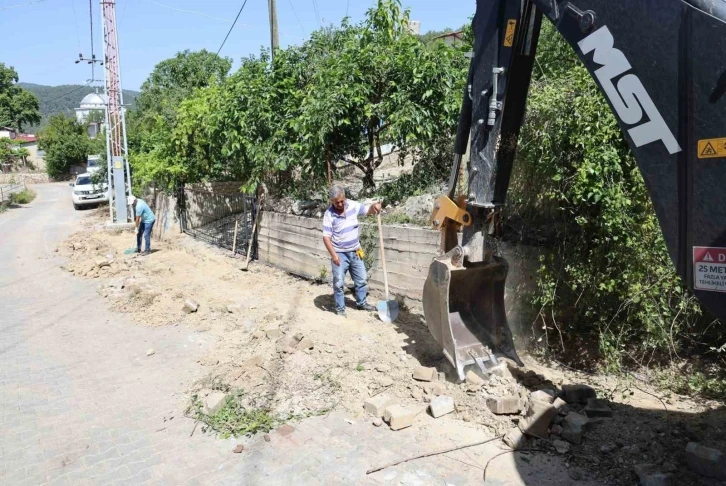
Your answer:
[504,19,517,47]
[115,160,122,169]
[698,138,726,159]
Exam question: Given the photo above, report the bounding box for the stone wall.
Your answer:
[0,172,50,185]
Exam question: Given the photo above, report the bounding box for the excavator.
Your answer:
[423,0,726,381]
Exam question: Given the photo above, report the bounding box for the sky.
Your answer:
[0,0,474,91]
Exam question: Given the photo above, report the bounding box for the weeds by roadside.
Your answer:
[186,388,276,439]
[9,188,36,205]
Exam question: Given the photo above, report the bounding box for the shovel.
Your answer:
[376,213,399,323]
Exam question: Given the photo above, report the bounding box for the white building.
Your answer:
[75,92,108,138]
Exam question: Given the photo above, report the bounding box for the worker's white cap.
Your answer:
[127,195,137,205]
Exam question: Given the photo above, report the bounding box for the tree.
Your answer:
[0,63,41,131]
[38,115,90,179]
[134,49,232,124]
[300,0,467,189]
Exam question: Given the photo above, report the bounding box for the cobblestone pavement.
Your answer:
[0,184,594,485]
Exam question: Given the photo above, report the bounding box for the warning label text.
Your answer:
[694,247,726,293]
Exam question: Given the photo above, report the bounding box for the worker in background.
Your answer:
[322,185,382,317]
[128,195,156,256]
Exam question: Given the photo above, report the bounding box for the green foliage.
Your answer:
[0,64,41,132]
[38,114,92,179]
[9,188,36,204]
[186,388,275,439]
[128,50,232,190]
[513,23,707,368]
[130,1,468,196]
[0,138,29,166]
[18,83,138,134]
[656,366,726,400]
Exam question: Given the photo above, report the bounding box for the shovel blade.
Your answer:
[377,299,399,323]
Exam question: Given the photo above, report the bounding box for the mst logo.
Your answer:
[578,26,682,155]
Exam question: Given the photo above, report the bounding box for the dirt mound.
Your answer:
[58,208,726,485]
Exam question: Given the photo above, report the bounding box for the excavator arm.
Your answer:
[424,0,726,381]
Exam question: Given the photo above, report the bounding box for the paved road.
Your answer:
[0,184,586,486]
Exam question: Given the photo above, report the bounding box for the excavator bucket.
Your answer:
[423,256,523,382]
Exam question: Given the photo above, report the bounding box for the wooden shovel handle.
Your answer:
[376,213,390,300]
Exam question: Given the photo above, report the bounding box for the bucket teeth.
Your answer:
[423,256,522,382]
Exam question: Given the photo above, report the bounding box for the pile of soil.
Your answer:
[58,208,726,485]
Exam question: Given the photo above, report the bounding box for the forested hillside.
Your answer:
[17,82,138,133]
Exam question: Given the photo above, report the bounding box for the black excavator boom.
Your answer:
[424,0,726,380]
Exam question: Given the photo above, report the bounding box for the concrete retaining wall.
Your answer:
[256,211,540,333]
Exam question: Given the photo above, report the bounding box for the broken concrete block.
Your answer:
[372,418,383,427]
[95,258,111,268]
[553,397,569,414]
[429,396,455,418]
[486,396,522,415]
[227,304,242,314]
[518,399,557,439]
[562,384,596,404]
[531,390,555,404]
[412,366,437,382]
[685,442,726,480]
[363,394,396,417]
[276,424,295,437]
[383,405,417,431]
[203,392,226,415]
[488,363,513,380]
[292,332,304,343]
[296,337,314,350]
[183,299,199,313]
[584,398,613,418]
[634,464,674,486]
[146,348,155,357]
[561,412,590,445]
[431,382,446,396]
[552,439,570,454]
[503,427,527,450]
[465,370,485,386]
[264,328,281,340]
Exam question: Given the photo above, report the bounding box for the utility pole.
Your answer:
[100,0,132,224]
[268,0,279,60]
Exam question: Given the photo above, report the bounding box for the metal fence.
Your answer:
[178,183,257,258]
[0,182,26,204]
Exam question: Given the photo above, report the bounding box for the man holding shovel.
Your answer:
[322,185,382,317]
[128,195,156,255]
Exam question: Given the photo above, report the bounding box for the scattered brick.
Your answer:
[412,366,437,382]
[364,394,396,417]
[486,396,522,415]
[429,396,455,418]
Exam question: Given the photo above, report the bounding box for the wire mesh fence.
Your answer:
[178,183,257,258]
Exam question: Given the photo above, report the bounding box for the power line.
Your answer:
[44,82,92,104]
[69,0,82,53]
[143,0,242,23]
[287,0,305,36]
[311,0,321,27]
[0,0,46,10]
[216,0,250,56]
[88,0,96,81]
[345,0,349,17]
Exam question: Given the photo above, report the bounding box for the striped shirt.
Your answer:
[322,200,369,252]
